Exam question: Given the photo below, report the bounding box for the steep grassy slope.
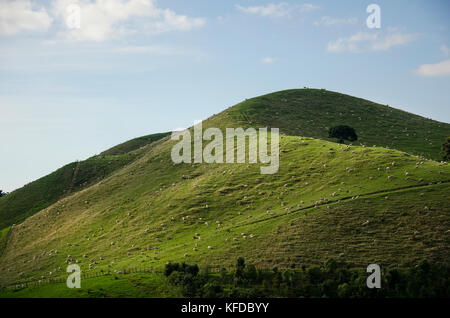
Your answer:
[0,134,448,287]
[0,89,449,291]
[0,133,170,229]
[205,89,450,160]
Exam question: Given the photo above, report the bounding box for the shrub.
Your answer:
[328,125,358,144]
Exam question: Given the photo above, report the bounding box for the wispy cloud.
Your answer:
[314,16,357,27]
[298,3,320,13]
[441,45,450,56]
[235,2,319,18]
[371,33,416,51]
[235,2,291,18]
[415,59,450,77]
[327,30,417,53]
[261,57,278,64]
[0,0,53,35]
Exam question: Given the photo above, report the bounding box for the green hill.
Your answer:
[0,89,449,293]
[205,89,449,160]
[0,132,170,230]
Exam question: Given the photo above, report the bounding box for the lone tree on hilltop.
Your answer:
[442,136,450,161]
[0,190,7,198]
[328,125,358,144]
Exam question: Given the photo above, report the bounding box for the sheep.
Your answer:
[207,246,212,250]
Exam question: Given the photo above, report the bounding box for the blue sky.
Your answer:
[1,0,449,192]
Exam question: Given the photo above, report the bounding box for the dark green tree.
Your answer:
[236,257,246,279]
[328,125,358,144]
[0,190,7,198]
[442,136,450,161]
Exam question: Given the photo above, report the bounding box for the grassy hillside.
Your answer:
[0,135,448,287]
[0,133,170,230]
[99,132,171,156]
[0,89,448,294]
[205,89,450,160]
[0,272,179,298]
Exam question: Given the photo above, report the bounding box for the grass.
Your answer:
[0,272,179,298]
[0,133,170,229]
[0,88,448,296]
[205,89,450,160]
[0,135,448,289]
[99,132,171,156]
[0,227,10,257]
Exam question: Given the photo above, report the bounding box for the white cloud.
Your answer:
[314,16,357,27]
[415,59,450,77]
[299,3,320,13]
[371,33,416,51]
[235,2,291,18]
[52,0,205,42]
[0,0,53,35]
[261,57,277,64]
[327,30,416,53]
[441,45,450,56]
[327,32,377,53]
[235,2,319,18]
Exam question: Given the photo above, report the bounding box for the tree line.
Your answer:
[164,257,450,298]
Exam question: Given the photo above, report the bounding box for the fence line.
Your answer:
[2,265,163,291]
[2,262,302,291]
